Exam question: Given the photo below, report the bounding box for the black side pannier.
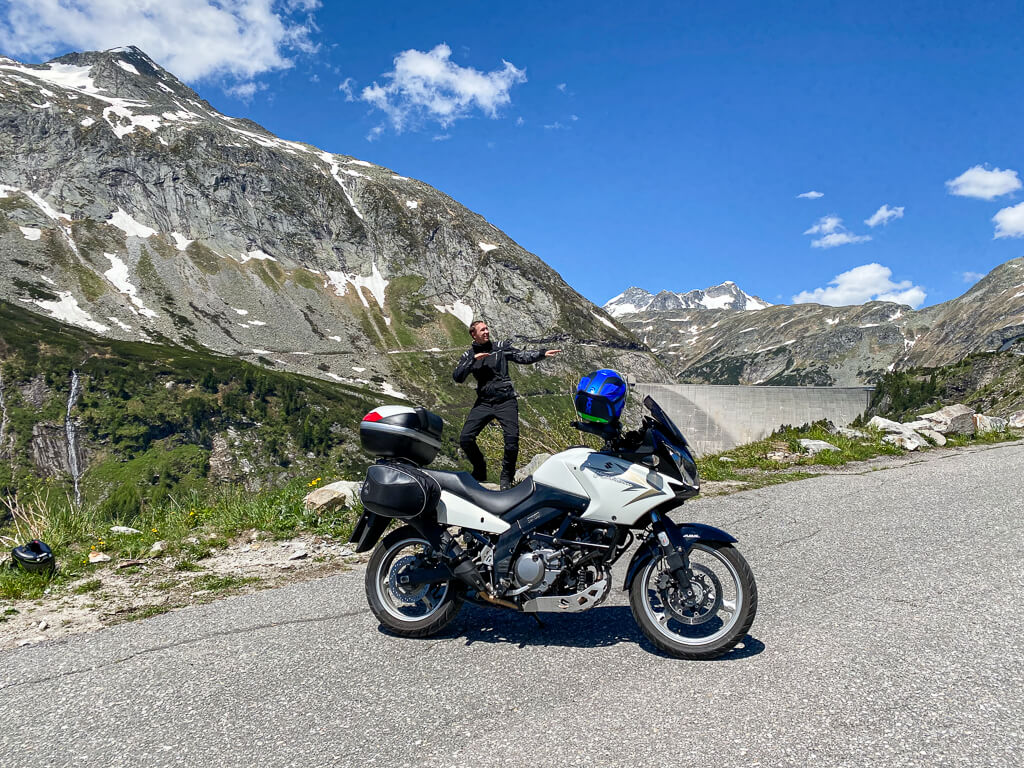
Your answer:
[360,462,441,519]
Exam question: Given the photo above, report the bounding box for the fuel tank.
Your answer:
[532,447,671,525]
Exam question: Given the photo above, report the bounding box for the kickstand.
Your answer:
[530,613,545,628]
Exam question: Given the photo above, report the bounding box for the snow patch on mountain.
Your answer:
[109,208,156,238]
[326,263,389,309]
[24,292,109,333]
[103,253,158,318]
[604,282,772,317]
[434,300,474,327]
[170,232,193,251]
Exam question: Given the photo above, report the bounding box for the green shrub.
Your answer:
[99,483,142,521]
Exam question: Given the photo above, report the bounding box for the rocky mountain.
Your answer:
[0,47,663,408]
[904,259,1024,368]
[604,281,771,317]
[612,258,1024,386]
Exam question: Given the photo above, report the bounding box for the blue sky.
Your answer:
[3,0,1024,309]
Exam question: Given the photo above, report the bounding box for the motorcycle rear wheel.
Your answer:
[629,541,757,660]
[366,526,463,638]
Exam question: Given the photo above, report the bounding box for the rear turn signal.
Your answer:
[362,411,383,422]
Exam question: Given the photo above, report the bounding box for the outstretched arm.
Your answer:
[508,346,560,364]
[453,350,476,382]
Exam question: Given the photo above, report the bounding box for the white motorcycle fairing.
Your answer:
[430,446,683,533]
[437,491,511,534]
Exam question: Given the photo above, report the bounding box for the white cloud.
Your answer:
[0,0,321,83]
[865,204,905,227]
[225,80,267,102]
[556,82,567,92]
[946,165,1022,200]
[811,232,872,248]
[338,76,355,101]
[793,263,926,308]
[962,271,985,283]
[515,116,524,127]
[993,201,1024,238]
[804,215,871,248]
[360,43,526,133]
[804,215,842,235]
[797,190,824,199]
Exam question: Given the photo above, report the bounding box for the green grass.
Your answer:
[0,474,361,600]
[0,568,54,600]
[697,421,906,485]
[72,578,102,595]
[120,605,172,622]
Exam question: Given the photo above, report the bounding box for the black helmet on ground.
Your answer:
[11,540,56,574]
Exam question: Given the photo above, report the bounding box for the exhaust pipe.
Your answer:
[448,553,520,610]
[477,592,521,611]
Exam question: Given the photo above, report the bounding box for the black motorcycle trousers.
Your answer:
[458,398,519,486]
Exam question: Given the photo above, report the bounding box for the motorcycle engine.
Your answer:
[512,548,564,593]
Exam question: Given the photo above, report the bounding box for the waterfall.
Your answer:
[65,370,82,506]
[0,367,9,456]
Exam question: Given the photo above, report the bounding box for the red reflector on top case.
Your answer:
[362,411,383,422]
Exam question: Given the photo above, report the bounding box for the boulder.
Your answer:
[902,420,932,431]
[515,453,552,483]
[883,432,929,451]
[1010,410,1024,429]
[304,480,362,513]
[917,404,976,435]
[799,439,839,455]
[109,526,142,535]
[868,416,908,434]
[918,428,947,447]
[869,416,931,450]
[835,427,868,439]
[973,414,1008,434]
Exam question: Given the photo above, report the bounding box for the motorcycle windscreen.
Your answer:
[643,395,694,452]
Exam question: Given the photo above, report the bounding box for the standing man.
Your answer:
[453,320,560,489]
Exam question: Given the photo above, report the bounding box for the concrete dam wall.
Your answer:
[635,383,874,455]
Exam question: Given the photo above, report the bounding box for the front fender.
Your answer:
[622,522,738,591]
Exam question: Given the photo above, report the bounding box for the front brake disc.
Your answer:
[659,563,723,625]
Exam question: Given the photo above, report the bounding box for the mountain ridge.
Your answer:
[604,281,772,317]
[0,46,666,405]
[610,258,1024,386]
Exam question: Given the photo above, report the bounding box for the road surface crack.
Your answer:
[777,528,821,548]
[0,609,365,691]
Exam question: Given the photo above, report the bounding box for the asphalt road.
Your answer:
[2,443,1022,768]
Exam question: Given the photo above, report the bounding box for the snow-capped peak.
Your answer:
[603,281,772,317]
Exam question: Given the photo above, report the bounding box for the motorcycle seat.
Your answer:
[422,470,535,516]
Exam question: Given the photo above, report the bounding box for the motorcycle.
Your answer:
[349,394,757,660]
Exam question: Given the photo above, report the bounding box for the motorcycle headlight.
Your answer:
[667,444,699,490]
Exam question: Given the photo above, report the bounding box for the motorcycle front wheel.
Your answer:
[629,541,757,660]
[365,526,463,638]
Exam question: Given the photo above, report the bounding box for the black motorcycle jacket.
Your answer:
[452,339,547,403]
